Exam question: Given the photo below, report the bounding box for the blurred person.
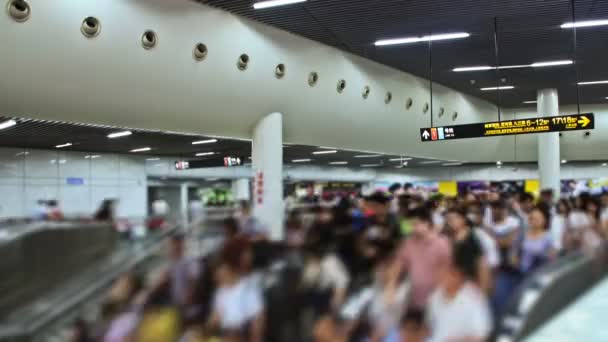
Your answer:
[189,198,206,233]
[46,199,64,221]
[223,217,241,241]
[466,202,501,269]
[426,244,492,342]
[366,248,409,342]
[149,233,201,310]
[445,206,493,293]
[581,197,604,254]
[513,206,555,274]
[601,192,608,237]
[388,183,402,215]
[95,199,117,222]
[32,199,48,220]
[396,207,452,309]
[361,192,400,255]
[551,199,571,253]
[152,197,170,218]
[69,318,90,342]
[487,200,522,315]
[565,195,601,253]
[102,271,145,342]
[236,200,268,241]
[149,197,170,230]
[398,308,429,342]
[539,189,555,210]
[206,237,265,342]
[429,195,446,229]
[302,238,351,316]
[286,212,306,248]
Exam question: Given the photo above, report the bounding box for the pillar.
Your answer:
[233,178,251,201]
[180,182,189,227]
[537,89,560,199]
[252,112,284,241]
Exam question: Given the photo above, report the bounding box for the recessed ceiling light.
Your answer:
[195,152,215,157]
[561,159,567,164]
[375,32,470,46]
[330,161,348,165]
[496,161,503,165]
[389,157,413,162]
[523,101,537,104]
[354,154,382,158]
[0,119,17,130]
[146,158,160,161]
[578,80,608,85]
[313,150,337,155]
[602,163,607,167]
[402,161,409,166]
[130,147,151,153]
[253,0,307,10]
[453,66,493,72]
[84,155,101,159]
[530,60,573,68]
[192,139,218,145]
[561,19,608,29]
[480,86,515,91]
[292,159,311,163]
[55,143,73,148]
[454,60,572,72]
[361,164,381,167]
[107,131,132,138]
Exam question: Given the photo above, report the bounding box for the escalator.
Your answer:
[0,222,178,342]
[495,248,608,341]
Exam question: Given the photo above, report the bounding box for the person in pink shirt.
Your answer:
[397,207,452,309]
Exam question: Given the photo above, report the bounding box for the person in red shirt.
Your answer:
[396,207,452,309]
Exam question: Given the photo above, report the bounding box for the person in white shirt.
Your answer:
[207,237,264,342]
[426,245,492,342]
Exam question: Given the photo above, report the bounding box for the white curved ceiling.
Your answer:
[0,0,606,163]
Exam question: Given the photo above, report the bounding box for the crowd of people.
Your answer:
[72,186,608,342]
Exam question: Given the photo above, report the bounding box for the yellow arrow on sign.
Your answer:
[578,116,591,127]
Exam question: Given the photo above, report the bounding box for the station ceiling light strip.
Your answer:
[313,150,337,155]
[329,161,348,165]
[192,139,218,145]
[523,101,537,104]
[292,159,311,163]
[578,80,608,85]
[480,86,515,91]
[453,60,572,72]
[195,152,215,156]
[561,19,608,29]
[130,147,151,153]
[361,164,381,167]
[375,32,470,46]
[354,154,382,158]
[107,131,132,139]
[55,142,73,148]
[0,119,17,130]
[253,0,307,10]
[389,157,413,161]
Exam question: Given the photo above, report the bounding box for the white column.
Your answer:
[537,89,560,199]
[233,178,251,201]
[180,182,189,227]
[252,112,284,241]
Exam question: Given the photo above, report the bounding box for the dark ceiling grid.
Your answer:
[0,117,448,169]
[200,0,608,107]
